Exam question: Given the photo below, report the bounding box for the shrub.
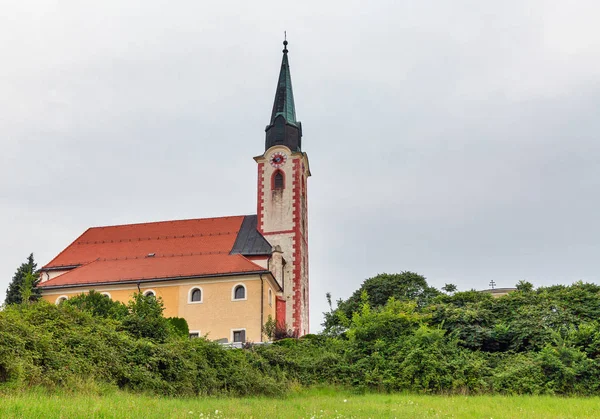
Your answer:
[167,317,189,338]
[63,290,128,320]
[121,293,170,342]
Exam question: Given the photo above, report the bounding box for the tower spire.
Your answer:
[265,37,302,151]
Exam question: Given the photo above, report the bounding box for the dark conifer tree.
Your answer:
[5,253,40,305]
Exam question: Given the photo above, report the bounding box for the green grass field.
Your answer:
[1,388,598,418]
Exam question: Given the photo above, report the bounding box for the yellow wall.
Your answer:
[41,274,280,343]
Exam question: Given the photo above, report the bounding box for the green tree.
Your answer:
[167,317,190,338]
[442,283,458,294]
[63,290,128,319]
[323,272,440,331]
[516,280,534,292]
[19,271,36,304]
[121,292,171,342]
[5,253,40,305]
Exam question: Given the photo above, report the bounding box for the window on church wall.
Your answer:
[189,287,203,303]
[233,329,246,343]
[232,284,246,301]
[273,171,284,190]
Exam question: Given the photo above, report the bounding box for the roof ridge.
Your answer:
[76,231,237,245]
[96,251,230,262]
[87,214,254,230]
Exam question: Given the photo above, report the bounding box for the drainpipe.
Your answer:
[260,274,264,343]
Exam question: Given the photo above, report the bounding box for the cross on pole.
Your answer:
[489,280,496,290]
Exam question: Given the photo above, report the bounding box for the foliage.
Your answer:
[0,301,287,396]
[63,291,128,320]
[166,317,189,338]
[442,283,457,294]
[4,254,40,305]
[3,276,600,396]
[516,280,534,292]
[121,293,171,342]
[263,316,299,341]
[323,272,440,332]
[19,271,37,305]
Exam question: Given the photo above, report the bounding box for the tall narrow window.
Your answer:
[274,171,284,190]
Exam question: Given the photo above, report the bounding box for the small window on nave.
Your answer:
[190,288,202,303]
[233,285,246,300]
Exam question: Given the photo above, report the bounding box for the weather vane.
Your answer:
[489,280,496,290]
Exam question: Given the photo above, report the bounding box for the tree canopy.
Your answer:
[323,272,440,331]
[4,253,40,305]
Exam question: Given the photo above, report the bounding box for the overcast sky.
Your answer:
[2,1,600,331]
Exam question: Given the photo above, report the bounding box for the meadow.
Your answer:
[1,388,599,419]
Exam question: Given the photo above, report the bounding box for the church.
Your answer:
[38,40,311,343]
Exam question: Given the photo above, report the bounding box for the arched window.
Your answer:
[101,292,111,299]
[189,287,202,303]
[55,295,68,305]
[268,289,273,306]
[144,290,155,298]
[233,284,246,300]
[273,171,284,190]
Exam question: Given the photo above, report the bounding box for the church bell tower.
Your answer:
[255,39,310,335]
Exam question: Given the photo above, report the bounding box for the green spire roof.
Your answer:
[265,39,302,152]
[270,40,297,126]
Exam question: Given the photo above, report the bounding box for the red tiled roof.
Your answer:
[44,216,246,268]
[39,253,265,287]
[40,215,268,288]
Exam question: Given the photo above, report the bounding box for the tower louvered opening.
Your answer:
[274,171,284,189]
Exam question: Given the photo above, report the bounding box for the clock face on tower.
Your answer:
[269,152,288,168]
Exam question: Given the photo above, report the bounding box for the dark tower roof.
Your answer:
[265,39,302,152]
